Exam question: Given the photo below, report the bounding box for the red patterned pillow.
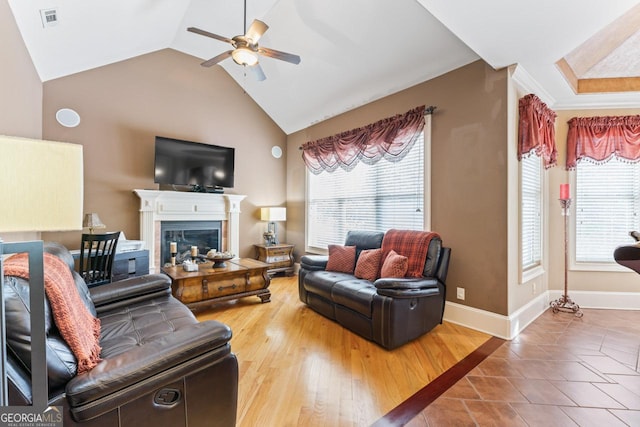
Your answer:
[326,245,356,273]
[380,250,408,278]
[354,249,382,281]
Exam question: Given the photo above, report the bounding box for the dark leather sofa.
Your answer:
[4,242,237,427]
[298,230,450,350]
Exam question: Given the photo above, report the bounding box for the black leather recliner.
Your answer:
[4,242,238,427]
[298,230,450,350]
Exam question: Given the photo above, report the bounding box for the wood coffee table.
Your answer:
[162,258,271,311]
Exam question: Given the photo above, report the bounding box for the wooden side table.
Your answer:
[254,243,295,276]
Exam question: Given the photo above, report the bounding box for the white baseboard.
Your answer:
[443,292,548,340]
[444,290,640,340]
[548,290,640,311]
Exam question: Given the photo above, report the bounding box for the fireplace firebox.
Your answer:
[160,221,221,266]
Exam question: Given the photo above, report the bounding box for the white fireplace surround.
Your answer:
[134,190,246,273]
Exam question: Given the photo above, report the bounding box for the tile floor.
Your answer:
[407,308,640,426]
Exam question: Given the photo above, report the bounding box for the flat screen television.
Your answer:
[154,136,235,190]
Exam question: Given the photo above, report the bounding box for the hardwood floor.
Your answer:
[196,275,491,426]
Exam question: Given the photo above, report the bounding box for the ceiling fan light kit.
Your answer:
[187,1,300,81]
[232,46,258,66]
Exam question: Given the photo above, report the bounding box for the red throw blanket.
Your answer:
[4,252,102,374]
[380,229,440,278]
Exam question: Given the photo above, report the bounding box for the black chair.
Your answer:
[79,232,120,286]
[614,244,640,274]
[613,231,640,274]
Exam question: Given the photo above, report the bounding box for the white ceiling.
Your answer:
[8,0,640,134]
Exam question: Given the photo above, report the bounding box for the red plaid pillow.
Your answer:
[326,245,356,273]
[380,250,408,278]
[354,248,382,281]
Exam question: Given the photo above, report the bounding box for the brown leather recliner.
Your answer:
[298,230,450,350]
[4,242,237,427]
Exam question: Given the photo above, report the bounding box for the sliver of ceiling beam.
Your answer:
[557,3,640,93]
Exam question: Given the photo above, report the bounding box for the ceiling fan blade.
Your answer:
[248,63,266,81]
[245,19,269,43]
[201,50,233,67]
[258,47,301,65]
[187,27,233,44]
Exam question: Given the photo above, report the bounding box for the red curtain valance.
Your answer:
[518,94,557,169]
[301,105,427,174]
[566,115,640,170]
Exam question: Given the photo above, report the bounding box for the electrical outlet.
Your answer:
[456,287,465,300]
[532,282,537,295]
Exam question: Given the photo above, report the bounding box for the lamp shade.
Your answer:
[83,213,106,230]
[260,207,286,222]
[0,135,83,232]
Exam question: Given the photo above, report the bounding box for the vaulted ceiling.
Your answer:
[8,0,640,134]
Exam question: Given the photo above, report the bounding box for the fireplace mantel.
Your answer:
[133,190,246,273]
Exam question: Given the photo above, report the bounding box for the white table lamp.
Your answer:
[260,207,286,246]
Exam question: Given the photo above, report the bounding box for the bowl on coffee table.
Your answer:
[207,252,234,268]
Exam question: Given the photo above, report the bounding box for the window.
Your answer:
[521,154,542,271]
[575,157,640,263]
[306,133,425,250]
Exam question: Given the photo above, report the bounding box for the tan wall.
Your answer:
[0,3,43,243]
[41,49,288,257]
[549,107,640,293]
[0,3,42,139]
[287,60,510,315]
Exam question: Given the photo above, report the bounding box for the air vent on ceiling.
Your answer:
[39,8,58,28]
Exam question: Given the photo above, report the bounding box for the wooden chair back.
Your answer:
[79,232,120,286]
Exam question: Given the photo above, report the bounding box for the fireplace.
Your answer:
[160,220,221,266]
[134,190,246,273]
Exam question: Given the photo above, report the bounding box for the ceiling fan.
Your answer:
[187,3,301,81]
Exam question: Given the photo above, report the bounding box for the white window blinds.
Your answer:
[307,132,425,250]
[575,158,640,263]
[521,154,542,270]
